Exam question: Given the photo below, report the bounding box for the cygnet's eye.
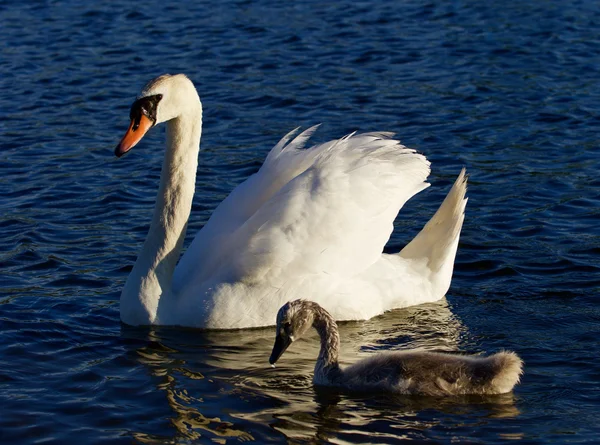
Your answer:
[283,321,292,333]
[141,106,148,116]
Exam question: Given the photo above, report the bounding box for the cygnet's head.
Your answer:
[269,299,316,365]
[115,73,200,157]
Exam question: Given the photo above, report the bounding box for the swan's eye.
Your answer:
[129,94,162,126]
[283,321,291,333]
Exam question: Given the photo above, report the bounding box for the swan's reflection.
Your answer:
[126,338,255,443]
[122,299,520,443]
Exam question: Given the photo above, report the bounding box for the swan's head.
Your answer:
[269,299,316,365]
[115,74,200,157]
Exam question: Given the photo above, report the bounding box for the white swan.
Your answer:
[270,300,523,395]
[114,74,468,329]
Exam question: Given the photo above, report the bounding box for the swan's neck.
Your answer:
[312,305,343,385]
[121,107,202,325]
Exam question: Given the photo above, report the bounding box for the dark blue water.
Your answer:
[1,0,599,443]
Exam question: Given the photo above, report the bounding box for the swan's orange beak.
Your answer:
[115,115,153,158]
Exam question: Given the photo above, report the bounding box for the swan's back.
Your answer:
[342,350,523,396]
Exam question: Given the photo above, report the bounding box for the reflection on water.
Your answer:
[125,335,256,443]
[123,300,521,443]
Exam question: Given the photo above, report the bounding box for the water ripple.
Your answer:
[1,0,600,443]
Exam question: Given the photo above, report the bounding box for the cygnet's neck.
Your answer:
[312,304,343,385]
[120,106,202,325]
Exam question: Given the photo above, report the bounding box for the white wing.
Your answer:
[173,129,430,296]
[172,126,322,291]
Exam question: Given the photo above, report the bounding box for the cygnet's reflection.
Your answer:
[122,299,520,443]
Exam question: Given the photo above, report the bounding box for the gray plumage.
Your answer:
[270,299,523,396]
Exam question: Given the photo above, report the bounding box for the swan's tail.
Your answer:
[399,169,468,296]
[440,350,523,395]
[486,351,524,394]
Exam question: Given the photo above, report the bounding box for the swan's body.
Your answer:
[115,74,468,329]
[270,300,523,395]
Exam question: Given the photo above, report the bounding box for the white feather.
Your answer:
[118,74,468,329]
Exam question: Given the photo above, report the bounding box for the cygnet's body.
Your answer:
[269,300,523,396]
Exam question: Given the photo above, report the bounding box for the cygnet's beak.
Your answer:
[115,114,153,158]
[269,333,292,365]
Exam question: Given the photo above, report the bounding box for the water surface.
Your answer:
[1,0,600,443]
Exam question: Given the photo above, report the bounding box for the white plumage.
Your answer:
[116,74,468,329]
